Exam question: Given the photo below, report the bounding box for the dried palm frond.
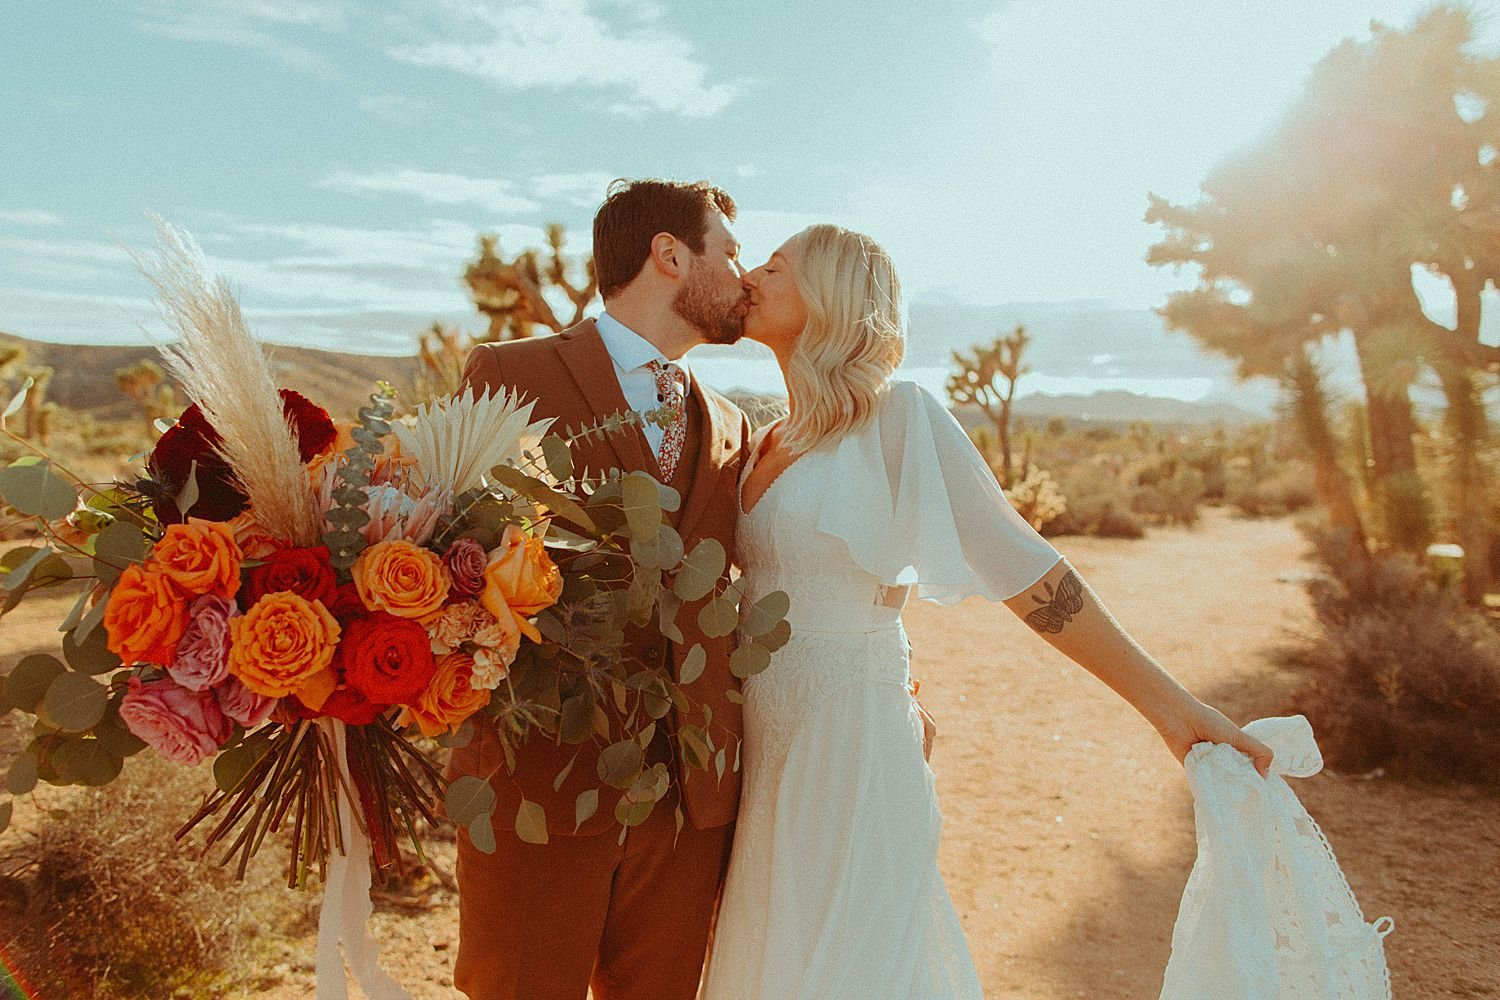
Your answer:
[395,387,554,495]
[133,216,322,545]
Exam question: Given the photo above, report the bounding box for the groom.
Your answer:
[449,178,753,1000]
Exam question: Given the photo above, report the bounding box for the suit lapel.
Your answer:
[555,321,656,476]
[674,383,732,545]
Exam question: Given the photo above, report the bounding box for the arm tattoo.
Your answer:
[1023,570,1085,634]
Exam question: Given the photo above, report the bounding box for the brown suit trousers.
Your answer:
[449,322,750,999]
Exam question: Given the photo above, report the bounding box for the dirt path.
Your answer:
[5,509,1496,997]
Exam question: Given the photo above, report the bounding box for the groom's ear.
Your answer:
[649,232,686,279]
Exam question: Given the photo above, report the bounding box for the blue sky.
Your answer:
[3,0,1496,371]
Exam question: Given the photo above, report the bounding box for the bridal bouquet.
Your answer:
[0,222,788,897]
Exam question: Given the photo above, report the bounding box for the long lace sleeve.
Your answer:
[809,379,1062,605]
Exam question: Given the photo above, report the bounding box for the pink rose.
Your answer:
[168,593,237,691]
[119,674,232,766]
[215,675,278,729]
[443,537,487,599]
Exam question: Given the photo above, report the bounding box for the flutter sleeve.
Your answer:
[810,379,1063,605]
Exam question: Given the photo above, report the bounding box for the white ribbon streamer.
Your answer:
[314,717,413,1000]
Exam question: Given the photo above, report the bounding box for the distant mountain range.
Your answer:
[1,300,1275,429]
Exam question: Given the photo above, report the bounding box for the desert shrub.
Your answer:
[1130,466,1204,527]
[1284,527,1500,788]
[1003,465,1068,531]
[1226,461,1318,517]
[0,756,315,998]
[1042,462,1145,539]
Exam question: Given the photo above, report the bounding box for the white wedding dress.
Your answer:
[700,380,1062,1000]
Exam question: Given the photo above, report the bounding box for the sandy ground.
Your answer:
[5,508,1497,997]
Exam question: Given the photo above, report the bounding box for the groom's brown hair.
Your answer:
[593,178,737,299]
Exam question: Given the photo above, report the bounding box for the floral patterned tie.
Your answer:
[646,359,688,481]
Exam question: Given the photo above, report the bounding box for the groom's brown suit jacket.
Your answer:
[449,319,749,837]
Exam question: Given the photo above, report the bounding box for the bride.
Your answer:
[699,224,1274,1000]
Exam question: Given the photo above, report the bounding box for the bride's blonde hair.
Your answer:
[780,225,906,455]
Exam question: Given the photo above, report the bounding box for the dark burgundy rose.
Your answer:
[148,390,337,523]
[242,546,338,609]
[336,611,437,706]
[326,582,368,623]
[443,537,487,599]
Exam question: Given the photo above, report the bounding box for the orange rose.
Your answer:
[352,540,451,620]
[104,563,190,665]
[228,591,340,703]
[226,511,285,561]
[151,518,243,597]
[481,524,562,625]
[402,651,491,737]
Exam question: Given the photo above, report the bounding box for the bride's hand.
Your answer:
[1154,697,1274,778]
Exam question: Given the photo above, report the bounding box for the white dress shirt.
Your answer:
[594,311,690,456]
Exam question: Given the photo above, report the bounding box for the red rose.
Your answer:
[148,390,337,523]
[317,686,390,726]
[326,582,368,623]
[336,612,437,706]
[242,546,337,609]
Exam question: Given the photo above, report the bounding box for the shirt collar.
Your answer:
[596,311,668,374]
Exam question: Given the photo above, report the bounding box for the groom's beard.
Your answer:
[673,261,745,346]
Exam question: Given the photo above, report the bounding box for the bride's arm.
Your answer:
[1001,558,1274,776]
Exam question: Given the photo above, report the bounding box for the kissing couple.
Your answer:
[447,177,1271,1000]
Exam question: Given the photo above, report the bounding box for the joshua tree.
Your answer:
[463,224,597,343]
[946,326,1031,487]
[114,359,177,436]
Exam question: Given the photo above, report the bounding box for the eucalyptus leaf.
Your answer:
[468,813,497,854]
[620,472,662,541]
[596,739,643,789]
[5,753,37,796]
[741,589,791,639]
[552,751,579,793]
[488,465,596,532]
[560,693,593,744]
[715,746,727,782]
[92,711,147,757]
[730,642,772,679]
[674,538,726,602]
[39,673,107,733]
[614,795,654,827]
[0,799,11,836]
[0,547,52,602]
[678,644,707,686]
[58,587,92,633]
[760,618,793,653]
[2,376,34,424]
[174,460,200,518]
[213,740,272,793]
[656,481,681,513]
[540,435,574,481]
[92,521,146,587]
[445,774,497,827]
[697,597,738,639]
[515,799,549,845]
[7,655,66,713]
[0,460,76,520]
[62,619,120,675]
[574,788,599,831]
[53,740,121,787]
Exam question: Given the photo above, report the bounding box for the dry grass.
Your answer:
[0,756,317,999]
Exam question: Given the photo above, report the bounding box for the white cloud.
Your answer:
[131,0,349,78]
[531,171,617,206]
[735,164,764,179]
[0,210,63,227]
[320,169,540,215]
[387,0,738,117]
